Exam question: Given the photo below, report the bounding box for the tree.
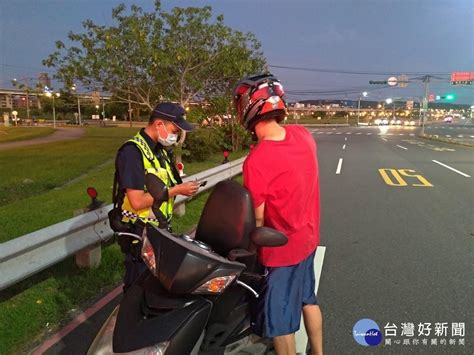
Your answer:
[43,2,266,114]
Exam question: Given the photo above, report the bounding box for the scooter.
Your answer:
[88,180,288,354]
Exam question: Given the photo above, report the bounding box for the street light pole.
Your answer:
[77,97,82,125]
[72,84,82,125]
[52,95,56,128]
[357,91,368,126]
[45,91,60,128]
[420,76,430,136]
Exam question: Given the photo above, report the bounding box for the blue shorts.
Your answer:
[251,250,318,338]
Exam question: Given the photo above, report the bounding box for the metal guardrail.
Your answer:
[0,157,245,291]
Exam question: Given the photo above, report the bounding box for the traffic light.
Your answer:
[434,93,456,101]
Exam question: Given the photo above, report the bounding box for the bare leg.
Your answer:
[303,304,323,355]
[273,333,296,355]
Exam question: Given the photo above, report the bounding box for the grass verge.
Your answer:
[0,127,136,206]
[0,127,55,143]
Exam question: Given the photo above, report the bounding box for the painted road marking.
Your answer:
[342,144,346,150]
[367,133,372,135]
[32,285,123,354]
[381,138,388,142]
[336,158,343,174]
[401,139,455,152]
[295,246,326,354]
[396,145,408,150]
[471,136,474,138]
[409,133,415,136]
[327,132,333,134]
[432,160,471,178]
[378,169,433,187]
[356,132,362,135]
[446,135,451,138]
[336,132,342,135]
[458,135,463,138]
[345,137,347,141]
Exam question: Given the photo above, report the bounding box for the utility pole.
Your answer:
[420,75,430,136]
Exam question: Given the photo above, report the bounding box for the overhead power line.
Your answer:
[269,64,451,76]
[0,63,55,73]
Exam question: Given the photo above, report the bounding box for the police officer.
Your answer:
[114,102,200,291]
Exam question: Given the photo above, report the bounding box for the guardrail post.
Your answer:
[73,188,104,268]
[174,203,186,217]
[76,243,102,268]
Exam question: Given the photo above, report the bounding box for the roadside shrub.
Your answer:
[182,128,221,162]
[214,122,252,152]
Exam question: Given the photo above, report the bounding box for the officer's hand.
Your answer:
[179,181,200,197]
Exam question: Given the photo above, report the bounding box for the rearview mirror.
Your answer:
[250,227,288,247]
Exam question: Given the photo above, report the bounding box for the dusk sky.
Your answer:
[1,0,473,104]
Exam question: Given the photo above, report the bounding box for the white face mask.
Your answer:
[157,122,178,146]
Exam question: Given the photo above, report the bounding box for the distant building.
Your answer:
[38,73,51,89]
[0,88,41,109]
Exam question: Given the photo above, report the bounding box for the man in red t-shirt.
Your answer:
[234,74,323,355]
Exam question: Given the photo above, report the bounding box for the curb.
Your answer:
[418,134,474,148]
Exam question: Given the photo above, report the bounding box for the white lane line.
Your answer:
[295,246,326,354]
[399,133,404,136]
[432,160,471,178]
[344,137,347,141]
[409,133,415,136]
[446,135,451,138]
[367,133,372,135]
[336,132,342,135]
[342,144,346,150]
[346,132,352,135]
[327,132,333,135]
[381,138,388,141]
[317,132,324,134]
[458,135,463,138]
[356,132,362,135]
[396,144,408,150]
[336,158,343,174]
[471,136,474,138]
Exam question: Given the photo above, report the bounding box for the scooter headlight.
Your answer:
[193,275,237,295]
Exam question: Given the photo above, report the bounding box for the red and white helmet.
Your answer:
[233,74,287,130]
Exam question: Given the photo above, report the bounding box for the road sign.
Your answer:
[406,100,414,110]
[369,80,388,85]
[451,72,474,85]
[428,94,435,102]
[387,77,398,86]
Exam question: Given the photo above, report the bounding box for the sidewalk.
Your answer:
[0,127,86,151]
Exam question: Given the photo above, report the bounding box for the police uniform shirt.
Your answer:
[117,129,158,191]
